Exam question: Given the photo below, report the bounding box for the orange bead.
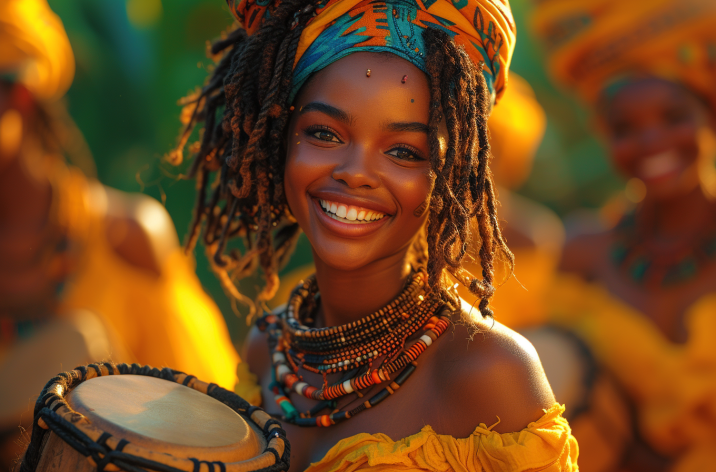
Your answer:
[371,370,382,384]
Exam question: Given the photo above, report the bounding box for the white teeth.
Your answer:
[318,198,386,223]
[639,150,680,180]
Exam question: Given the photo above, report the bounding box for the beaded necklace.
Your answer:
[258,269,451,427]
[611,210,716,286]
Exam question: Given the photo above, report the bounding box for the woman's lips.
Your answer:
[312,198,390,237]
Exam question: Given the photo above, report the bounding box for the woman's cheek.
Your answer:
[283,146,310,219]
[609,139,638,178]
[395,169,433,219]
[672,123,702,163]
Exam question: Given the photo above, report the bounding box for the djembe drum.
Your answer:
[19,363,289,472]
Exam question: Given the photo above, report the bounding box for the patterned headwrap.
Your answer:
[0,0,75,102]
[229,0,516,104]
[531,0,716,111]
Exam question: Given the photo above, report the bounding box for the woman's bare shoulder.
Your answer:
[431,301,556,433]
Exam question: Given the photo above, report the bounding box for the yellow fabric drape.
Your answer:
[305,404,578,472]
[56,165,239,389]
[0,0,74,101]
[236,360,578,472]
[549,274,716,470]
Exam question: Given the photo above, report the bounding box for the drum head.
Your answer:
[66,375,265,462]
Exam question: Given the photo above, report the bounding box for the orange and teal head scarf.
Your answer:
[531,0,716,111]
[229,0,516,105]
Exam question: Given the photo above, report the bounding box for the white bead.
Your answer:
[294,381,308,393]
[420,334,433,346]
[276,364,291,378]
[343,380,354,394]
[272,352,286,363]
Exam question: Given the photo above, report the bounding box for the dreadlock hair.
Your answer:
[172,2,513,320]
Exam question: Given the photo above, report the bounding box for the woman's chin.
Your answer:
[642,170,699,201]
[312,248,379,273]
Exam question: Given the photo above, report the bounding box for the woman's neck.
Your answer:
[312,249,413,327]
[638,184,716,240]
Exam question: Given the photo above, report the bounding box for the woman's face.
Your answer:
[602,78,716,201]
[284,52,440,272]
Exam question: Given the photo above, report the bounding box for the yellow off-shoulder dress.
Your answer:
[235,366,579,471]
[549,274,716,472]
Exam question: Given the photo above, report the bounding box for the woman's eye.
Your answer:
[610,122,633,140]
[663,110,690,126]
[387,147,425,162]
[309,128,341,143]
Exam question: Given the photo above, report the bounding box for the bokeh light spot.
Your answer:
[127,0,163,29]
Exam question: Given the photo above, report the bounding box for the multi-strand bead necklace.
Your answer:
[258,269,451,427]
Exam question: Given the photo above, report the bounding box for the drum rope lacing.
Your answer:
[20,362,290,472]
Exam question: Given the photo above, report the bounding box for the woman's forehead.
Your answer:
[602,78,701,119]
[294,52,430,124]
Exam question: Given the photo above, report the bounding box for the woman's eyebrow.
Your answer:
[384,121,430,134]
[299,102,352,124]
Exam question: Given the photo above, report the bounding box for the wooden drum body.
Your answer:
[19,364,289,472]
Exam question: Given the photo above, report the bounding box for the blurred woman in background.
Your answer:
[533,0,716,470]
[0,0,238,466]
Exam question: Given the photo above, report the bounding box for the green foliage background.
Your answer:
[47,0,622,347]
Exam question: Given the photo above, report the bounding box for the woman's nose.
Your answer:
[331,146,381,189]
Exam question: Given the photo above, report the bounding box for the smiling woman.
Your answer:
[171,0,579,470]
[533,0,716,469]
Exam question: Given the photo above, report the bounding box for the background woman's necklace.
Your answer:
[258,269,450,427]
[611,209,716,287]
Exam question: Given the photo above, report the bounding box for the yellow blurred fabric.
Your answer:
[549,274,716,471]
[303,403,578,472]
[483,248,557,329]
[488,73,547,190]
[531,0,716,109]
[0,0,74,101]
[53,164,239,389]
[234,362,262,407]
